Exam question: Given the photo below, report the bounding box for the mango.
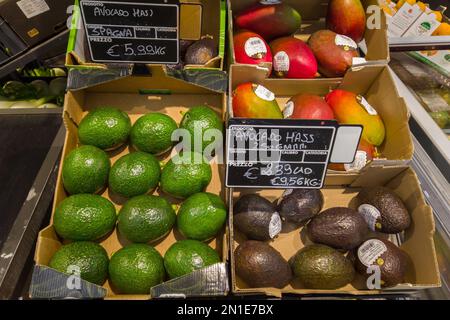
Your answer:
[325,89,385,146]
[232,83,282,119]
[235,3,301,41]
[328,139,377,171]
[326,0,366,43]
[284,94,334,120]
[269,37,318,79]
[234,30,272,73]
[308,30,360,78]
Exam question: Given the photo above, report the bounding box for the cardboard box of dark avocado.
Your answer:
[228,64,414,182]
[30,66,229,300]
[228,166,440,297]
[227,0,389,76]
[66,0,226,71]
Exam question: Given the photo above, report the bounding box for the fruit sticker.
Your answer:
[357,95,378,116]
[358,204,382,231]
[254,85,275,101]
[244,37,267,59]
[283,101,294,118]
[344,150,368,172]
[335,34,358,51]
[357,239,388,267]
[273,51,290,72]
[269,212,282,238]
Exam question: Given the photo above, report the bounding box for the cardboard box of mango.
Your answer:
[228,0,389,79]
[31,68,229,299]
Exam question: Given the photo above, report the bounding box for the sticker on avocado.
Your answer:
[273,51,290,72]
[357,239,387,267]
[283,101,294,118]
[254,85,275,101]
[335,34,358,50]
[245,37,267,59]
[358,204,381,231]
[357,95,378,116]
[17,0,50,19]
[344,151,368,172]
[269,213,282,238]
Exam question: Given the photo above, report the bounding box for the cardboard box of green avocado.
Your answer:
[228,166,440,296]
[31,67,228,300]
[229,64,414,183]
[67,0,226,71]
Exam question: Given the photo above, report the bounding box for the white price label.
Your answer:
[269,213,282,238]
[244,37,267,58]
[358,204,381,231]
[357,239,387,267]
[273,51,290,72]
[254,85,275,101]
[17,0,50,19]
[335,34,358,50]
[344,151,368,172]
[357,96,378,116]
[283,101,294,118]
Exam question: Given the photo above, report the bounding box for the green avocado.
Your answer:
[49,241,109,285]
[62,145,110,195]
[53,194,117,241]
[78,107,131,150]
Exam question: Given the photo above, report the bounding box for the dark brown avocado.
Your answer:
[185,37,217,65]
[234,240,292,288]
[233,194,281,240]
[306,207,369,251]
[354,238,408,288]
[277,189,324,225]
[356,187,410,234]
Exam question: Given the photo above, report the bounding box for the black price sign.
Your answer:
[226,119,340,189]
[80,0,180,64]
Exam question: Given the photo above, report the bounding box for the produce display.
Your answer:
[46,105,226,294]
[232,0,366,78]
[233,186,412,290]
[0,78,66,109]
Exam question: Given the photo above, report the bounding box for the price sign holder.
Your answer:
[79,0,180,64]
[226,118,363,189]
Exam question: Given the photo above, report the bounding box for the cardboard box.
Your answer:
[0,0,72,47]
[229,166,440,296]
[227,0,390,75]
[32,67,229,299]
[228,64,413,180]
[66,0,226,71]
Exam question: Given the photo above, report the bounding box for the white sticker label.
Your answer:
[269,212,282,238]
[254,85,275,101]
[260,0,281,5]
[335,34,358,50]
[357,239,388,267]
[283,101,294,118]
[244,37,267,58]
[344,151,368,172]
[17,0,50,19]
[273,51,290,72]
[357,96,378,116]
[358,204,381,231]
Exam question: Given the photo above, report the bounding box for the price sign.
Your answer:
[226,119,362,189]
[80,0,180,64]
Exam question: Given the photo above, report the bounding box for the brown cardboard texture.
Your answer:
[229,64,414,177]
[34,74,228,299]
[228,0,389,74]
[67,0,224,70]
[229,167,440,297]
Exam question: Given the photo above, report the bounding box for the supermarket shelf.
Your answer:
[389,36,450,51]
[0,29,69,79]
